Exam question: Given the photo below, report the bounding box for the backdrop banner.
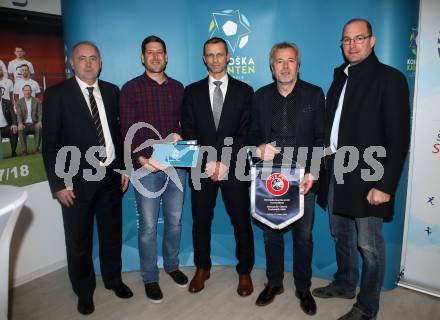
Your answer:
[61,0,419,290]
[399,0,440,297]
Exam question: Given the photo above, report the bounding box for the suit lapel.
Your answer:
[31,98,36,121]
[217,76,234,133]
[201,78,217,133]
[23,100,28,122]
[70,78,96,127]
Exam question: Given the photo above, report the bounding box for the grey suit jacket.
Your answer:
[15,97,42,125]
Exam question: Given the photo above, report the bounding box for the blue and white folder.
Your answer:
[152,140,199,168]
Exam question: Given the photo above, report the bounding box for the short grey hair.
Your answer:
[70,41,101,58]
[269,42,301,67]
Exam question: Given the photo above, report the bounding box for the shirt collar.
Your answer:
[209,74,228,87]
[144,73,169,85]
[75,76,98,92]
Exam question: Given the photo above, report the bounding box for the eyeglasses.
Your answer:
[341,35,371,45]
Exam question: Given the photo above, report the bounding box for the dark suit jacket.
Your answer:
[317,52,410,219]
[248,80,325,177]
[1,98,17,126]
[15,96,42,125]
[181,76,253,179]
[42,77,124,194]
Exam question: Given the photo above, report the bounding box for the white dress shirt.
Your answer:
[330,65,350,153]
[25,99,32,123]
[208,74,228,111]
[75,76,115,166]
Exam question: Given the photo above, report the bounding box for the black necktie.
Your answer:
[86,87,106,157]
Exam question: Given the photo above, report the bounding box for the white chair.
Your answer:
[0,186,27,320]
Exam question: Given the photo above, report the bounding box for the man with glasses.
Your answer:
[313,18,410,320]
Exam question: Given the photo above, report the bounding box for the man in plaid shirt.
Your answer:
[120,35,188,304]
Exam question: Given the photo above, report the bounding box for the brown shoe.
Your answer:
[188,269,210,293]
[237,274,253,297]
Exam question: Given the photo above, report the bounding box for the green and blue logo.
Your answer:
[209,9,251,53]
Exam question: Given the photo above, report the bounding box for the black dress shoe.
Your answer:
[77,297,94,315]
[295,290,317,315]
[255,284,284,306]
[105,281,134,299]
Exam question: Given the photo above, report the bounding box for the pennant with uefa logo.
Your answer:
[251,163,304,229]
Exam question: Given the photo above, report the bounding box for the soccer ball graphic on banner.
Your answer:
[209,9,251,53]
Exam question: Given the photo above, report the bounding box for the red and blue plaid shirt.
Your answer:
[120,73,184,168]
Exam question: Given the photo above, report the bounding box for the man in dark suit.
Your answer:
[42,41,133,315]
[313,19,410,320]
[0,94,18,157]
[181,37,254,296]
[248,42,324,315]
[15,84,42,154]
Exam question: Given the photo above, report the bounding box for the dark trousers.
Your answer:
[18,123,41,153]
[263,191,315,291]
[61,170,123,299]
[0,126,18,156]
[190,178,254,274]
[328,171,385,317]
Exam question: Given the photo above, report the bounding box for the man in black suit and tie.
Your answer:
[42,41,133,315]
[248,42,324,315]
[181,37,254,296]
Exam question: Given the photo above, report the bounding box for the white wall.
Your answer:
[10,181,66,287]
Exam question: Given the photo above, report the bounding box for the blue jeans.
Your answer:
[328,175,385,317]
[134,168,187,283]
[263,191,315,291]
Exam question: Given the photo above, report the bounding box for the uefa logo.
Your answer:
[266,173,289,197]
[209,9,251,53]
